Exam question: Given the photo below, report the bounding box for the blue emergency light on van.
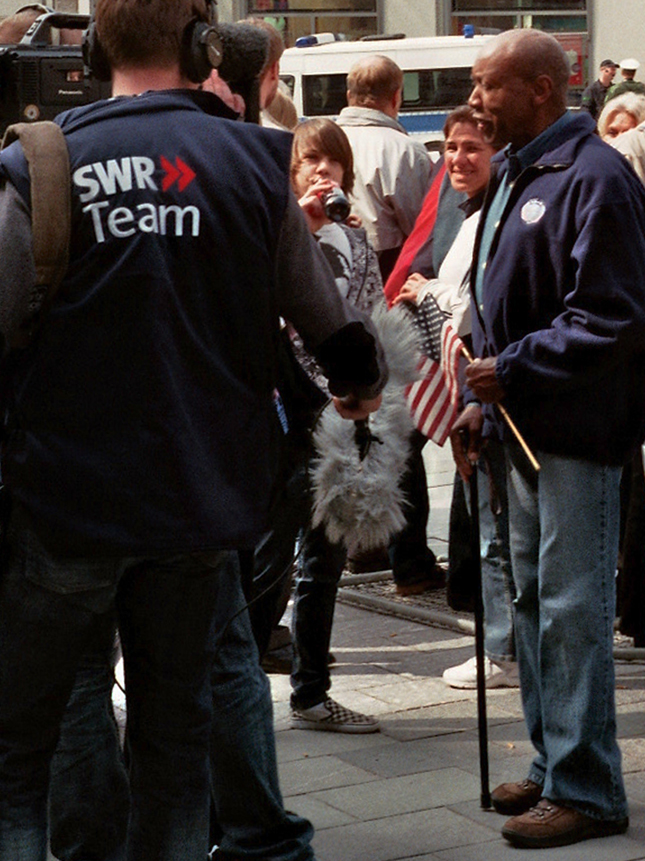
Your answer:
[295,33,341,47]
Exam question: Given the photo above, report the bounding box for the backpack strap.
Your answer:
[1,121,71,348]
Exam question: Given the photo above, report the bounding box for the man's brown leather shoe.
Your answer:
[491,779,543,815]
[502,799,629,848]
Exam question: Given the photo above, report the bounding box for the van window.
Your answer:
[403,68,474,109]
[301,66,475,117]
[281,74,295,99]
[303,73,347,116]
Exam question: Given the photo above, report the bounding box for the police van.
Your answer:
[279,32,495,149]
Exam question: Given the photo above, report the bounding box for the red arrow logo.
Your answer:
[160,155,196,192]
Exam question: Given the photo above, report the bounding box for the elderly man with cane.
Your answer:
[452,28,645,849]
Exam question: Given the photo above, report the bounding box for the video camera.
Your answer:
[0,11,110,135]
[0,10,270,134]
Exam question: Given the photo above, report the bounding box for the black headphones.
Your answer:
[182,18,223,83]
[83,3,223,84]
[82,22,110,81]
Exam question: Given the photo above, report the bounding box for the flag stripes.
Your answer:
[406,298,464,446]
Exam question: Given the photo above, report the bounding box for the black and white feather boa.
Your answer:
[310,303,421,554]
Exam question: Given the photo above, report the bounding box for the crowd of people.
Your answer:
[0,1,644,859]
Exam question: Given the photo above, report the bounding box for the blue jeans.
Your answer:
[290,521,348,709]
[506,445,627,821]
[447,439,515,661]
[49,623,129,861]
[0,510,228,860]
[244,458,346,712]
[388,431,437,586]
[479,438,515,662]
[208,557,315,861]
[40,538,314,861]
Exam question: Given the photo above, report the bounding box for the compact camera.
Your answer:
[322,187,351,223]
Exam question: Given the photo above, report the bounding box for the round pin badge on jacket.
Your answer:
[521,198,546,224]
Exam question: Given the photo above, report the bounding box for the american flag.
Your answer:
[406,294,464,446]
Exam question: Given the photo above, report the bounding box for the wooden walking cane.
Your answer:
[467,463,492,809]
[461,345,540,473]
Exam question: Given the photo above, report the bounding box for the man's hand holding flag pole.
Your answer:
[458,347,540,475]
[405,292,540,474]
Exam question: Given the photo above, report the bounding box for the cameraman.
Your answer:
[0,2,386,860]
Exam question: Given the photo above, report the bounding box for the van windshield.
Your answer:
[301,67,474,116]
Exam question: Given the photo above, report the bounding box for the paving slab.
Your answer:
[621,738,645,773]
[282,794,358,830]
[278,753,380,796]
[380,700,522,744]
[333,731,501,779]
[308,767,480,820]
[275,723,389,763]
[311,807,499,861]
[434,832,645,861]
[626,773,645,804]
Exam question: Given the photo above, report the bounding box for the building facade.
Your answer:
[217,0,645,91]
[0,0,642,91]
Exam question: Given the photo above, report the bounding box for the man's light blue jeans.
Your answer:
[479,438,515,662]
[448,437,515,661]
[506,445,627,822]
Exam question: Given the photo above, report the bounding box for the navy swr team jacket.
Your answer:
[0,90,385,555]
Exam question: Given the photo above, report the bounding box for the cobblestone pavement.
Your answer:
[270,598,645,861]
[268,441,645,861]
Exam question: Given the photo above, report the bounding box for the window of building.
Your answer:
[247,0,379,47]
[450,1,587,35]
[453,0,585,8]
[448,2,589,100]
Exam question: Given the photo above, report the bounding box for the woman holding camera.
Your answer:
[290,117,382,342]
[253,118,384,734]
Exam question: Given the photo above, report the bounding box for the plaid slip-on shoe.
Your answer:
[291,697,380,734]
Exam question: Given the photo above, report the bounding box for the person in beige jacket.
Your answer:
[336,54,432,281]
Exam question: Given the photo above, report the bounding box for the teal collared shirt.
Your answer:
[474,111,574,309]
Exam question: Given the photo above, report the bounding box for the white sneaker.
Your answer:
[442,655,519,689]
[291,697,380,733]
